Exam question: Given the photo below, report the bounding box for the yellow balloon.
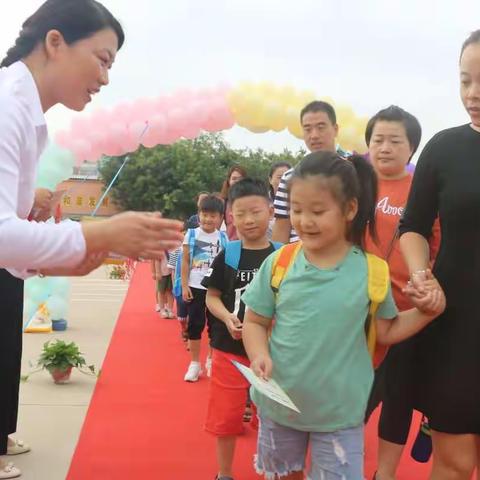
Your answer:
[234,110,252,128]
[237,81,255,94]
[336,105,355,126]
[320,96,336,109]
[293,89,316,109]
[247,125,270,134]
[256,81,277,98]
[285,105,301,124]
[288,123,304,139]
[242,91,264,121]
[228,90,248,113]
[263,101,286,130]
[286,105,304,139]
[270,116,287,132]
[338,125,365,152]
[276,85,297,105]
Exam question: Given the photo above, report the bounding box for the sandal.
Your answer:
[0,463,21,479]
[243,406,252,422]
[6,439,30,456]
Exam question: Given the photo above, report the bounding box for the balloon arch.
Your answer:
[37,82,370,189]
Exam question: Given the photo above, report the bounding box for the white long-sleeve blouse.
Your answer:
[0,61,86,278]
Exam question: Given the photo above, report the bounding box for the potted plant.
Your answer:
[24,340,97,384]
[109,264,127,280]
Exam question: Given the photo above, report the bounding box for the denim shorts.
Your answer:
[256,415,364,480]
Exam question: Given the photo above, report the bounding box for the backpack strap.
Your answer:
[271,241,283,250]
[225,240,242,270]
[271,242,302,293]
[219,231,229,249]
[187,228,196,267]
[173,250,183,298]
[365,253,390,360]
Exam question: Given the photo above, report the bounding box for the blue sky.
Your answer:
[1,0,479,157]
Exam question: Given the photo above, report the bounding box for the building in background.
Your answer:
[57,163,121,220]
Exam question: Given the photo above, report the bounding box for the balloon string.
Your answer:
[91,123,149,217]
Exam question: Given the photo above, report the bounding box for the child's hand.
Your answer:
[412,288,446,317]
[251,354,273,381]
[404,269,439,297]
[182,286,193,303]
[404,273,446,317]
[225,314,242,340]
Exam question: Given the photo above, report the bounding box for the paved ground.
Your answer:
[5,266,131,480]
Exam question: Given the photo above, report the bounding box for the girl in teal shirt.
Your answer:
[242,152,445,480]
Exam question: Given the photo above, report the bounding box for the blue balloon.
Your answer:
[46,296,69,320]
[27,284,50,305]
[37,142,75,189]
[49,278,71,296]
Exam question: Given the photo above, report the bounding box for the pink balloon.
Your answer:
[55,130,73,149]
[103,124,125,156]
[166,108,188,135]
[216,83,232,96]
[189,100,209,127]
[141,135,159,149]
[173,88,196,104]
[119,121,144,153]
[85,145,103,162]
[70,139,92,164]
[142,114,167,148]
[88,131,107,152]
[89,108,113,129]
[70,116,92,137]
[110,102,134,124]
[152,95,173,114]
[149,114,167,133]
[102,139,124,157]
[131,98,156,124]
[182,123,201,140]
[204,100,235,132]
[197,86,219,100]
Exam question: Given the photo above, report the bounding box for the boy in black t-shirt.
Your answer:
[202,178,279,480]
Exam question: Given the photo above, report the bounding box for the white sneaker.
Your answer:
[155,304,161,312]
[184,362,202,382]
[205,356,212,377]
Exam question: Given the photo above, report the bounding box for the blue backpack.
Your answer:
[224,240,283,270]
[172,228,228,297]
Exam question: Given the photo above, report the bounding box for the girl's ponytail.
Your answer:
[349,154,377,248]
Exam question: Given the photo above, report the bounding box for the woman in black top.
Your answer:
[399,30,480,479]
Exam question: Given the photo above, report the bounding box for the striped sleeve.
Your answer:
[167,248,180,270]
[273,168,293,219]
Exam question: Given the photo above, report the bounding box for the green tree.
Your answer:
[99,133,304,220]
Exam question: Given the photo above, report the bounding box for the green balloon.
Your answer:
[37,142,75,188]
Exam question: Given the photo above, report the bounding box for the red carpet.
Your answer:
[67,262,431,479]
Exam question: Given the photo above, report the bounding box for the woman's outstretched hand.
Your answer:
[82,212,184,260]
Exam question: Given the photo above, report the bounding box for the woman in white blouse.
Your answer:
[0,1,183,477]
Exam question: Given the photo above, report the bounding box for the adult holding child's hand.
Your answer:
[399,30,480,480]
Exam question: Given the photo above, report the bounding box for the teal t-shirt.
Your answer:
[241,245,398,432]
